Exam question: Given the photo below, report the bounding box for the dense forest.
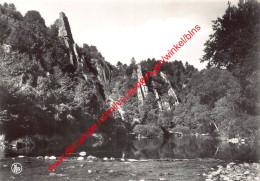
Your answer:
[0,0,259,147]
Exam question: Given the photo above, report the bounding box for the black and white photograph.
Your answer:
[0,0,259,180]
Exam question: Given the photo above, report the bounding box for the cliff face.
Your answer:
[91,58,111,83]
[57,12,111,84]
[56,13,178,116]
[57,12,78,66]
[136,64,149,110]
[0,4,200,140]
[160,72,179,106]
[135,64,179,113]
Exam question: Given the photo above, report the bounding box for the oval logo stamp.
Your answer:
[11,162,22,174]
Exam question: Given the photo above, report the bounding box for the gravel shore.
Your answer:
[205,162,260,181]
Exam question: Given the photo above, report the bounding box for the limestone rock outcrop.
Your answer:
[91,58,111,83]
[160,72,179,106]
[57,12,79,66]
[135,65,179,113]
[137,64,148,107]
[57,12,111,84]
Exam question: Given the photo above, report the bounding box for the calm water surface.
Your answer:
[1,136,259,162]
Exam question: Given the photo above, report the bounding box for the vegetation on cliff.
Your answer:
[0,0,259,143]
[0,3,113,140]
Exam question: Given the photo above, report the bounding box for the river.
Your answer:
[0,136,259,180]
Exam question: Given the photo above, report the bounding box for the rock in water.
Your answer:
[49,156,56,160]
[87,155,97,160]
[77,157,84,161]
[79,151,86,156]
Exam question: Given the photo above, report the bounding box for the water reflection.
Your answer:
[1,136,259,162]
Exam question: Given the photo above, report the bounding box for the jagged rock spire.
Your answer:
[57,12,78,66]
[137,64,149,111]
[56,12,111,85]
[58,12,74,43]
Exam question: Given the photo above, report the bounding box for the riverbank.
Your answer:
[205,162,260,181]
[1,157,226,181]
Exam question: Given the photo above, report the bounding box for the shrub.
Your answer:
[228,115,259,139]
[10,136,35,148]
[133,124,162,138]
[172,125,191,134]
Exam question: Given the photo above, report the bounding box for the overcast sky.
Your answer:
[1,0,239,70]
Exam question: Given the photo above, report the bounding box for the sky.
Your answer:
[1,0,239,70]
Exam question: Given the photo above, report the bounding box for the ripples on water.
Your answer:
[1,136,259,162]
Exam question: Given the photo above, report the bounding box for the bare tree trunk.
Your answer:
[213,122,219,132]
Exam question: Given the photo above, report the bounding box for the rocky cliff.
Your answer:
[58,12,78,66]
[160,72,179,106]
[135,64,179,113]
[0,3,213,140]
[136,64,149,110]
[0,6,117,140]
[57,12,111,85]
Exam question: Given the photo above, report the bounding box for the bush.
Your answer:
[172,125,191,134]
[228,115,259,140]
[9,134,66,148]
[133,124,162,138]
[10,136,35,148]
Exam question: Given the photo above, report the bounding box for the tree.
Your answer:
[8,3,16,10]
[0,3,23,20]
[201,0,260,116]
[116,61,123,68]
[130,57,136,65]
[140,92,159,124]
[24,10,45,25]
[3,2,8,8]
[201,0,260,74]
[173,68,243,136]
